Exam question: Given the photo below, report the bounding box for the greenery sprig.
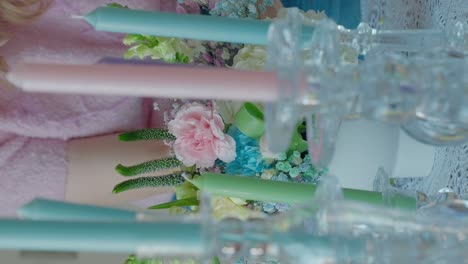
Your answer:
[106,3,193,64]
[119,128,176,141]
[125,255,221,264]
[112,128,186,194]
[116,158,182,177]
[112,174,186,194]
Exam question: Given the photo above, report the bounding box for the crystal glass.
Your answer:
[265,8,468,165]
[360,52,423,123]
[272,175,468,264]
[402,49,468,145]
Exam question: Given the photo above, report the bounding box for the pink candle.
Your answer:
[7,63,283,102]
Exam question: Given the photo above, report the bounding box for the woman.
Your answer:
[0,0,177,217]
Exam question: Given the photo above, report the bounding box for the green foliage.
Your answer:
[110,4,193,63]
[124,255,165,264]
[124,255,220,264]
[119,128,176,141]
[123,34,193,63]
[148,197,199,210]
[175,181,198,200]
[106,3,128,8]
[115,158,182,177]
[112,174,185,194]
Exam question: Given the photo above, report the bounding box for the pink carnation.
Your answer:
[168,102,236,168]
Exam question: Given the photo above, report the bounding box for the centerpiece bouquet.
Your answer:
[106,1,349,263]
[111,0,329,213]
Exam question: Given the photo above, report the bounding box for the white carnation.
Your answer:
[232,45,267,71]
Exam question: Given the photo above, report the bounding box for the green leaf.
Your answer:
[123,34,147,46]
[175,181,198,200]
[122,34,194,63]
[213,256,221,264]
[115,158,182,177]
[389,178,396,187]
[112,174,185,194]
[223,123,232,134]
[124,255,162,264]
[124,255,202,264]
[146,36,159,47]
[119,128,176,141]
[135,45,153,59]
[175,52,190,64]
[148,197,199,210]
[125,255,136,264]
[106,3,129,8]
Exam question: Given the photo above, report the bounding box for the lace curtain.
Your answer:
[362,0,468,198]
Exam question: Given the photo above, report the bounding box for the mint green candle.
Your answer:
[83,7,314,45]
[0,219,202,253]
[19,199,137,222]
[0,219,365,256]
[192,173,416,210]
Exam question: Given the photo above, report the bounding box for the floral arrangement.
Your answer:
[114,100,325,213]
[106,1,351,263]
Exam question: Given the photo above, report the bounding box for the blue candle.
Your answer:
[0,219,203,254]
[82,7,314,45]
[19,199,138,222]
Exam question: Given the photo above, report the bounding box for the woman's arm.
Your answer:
[67,134,175,207]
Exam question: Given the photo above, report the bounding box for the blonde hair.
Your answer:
[0,0,50,24]
[0,0,50,73]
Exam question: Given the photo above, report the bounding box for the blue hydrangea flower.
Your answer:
[224,126,265,176]
[254,152,327,214]
[299,163,311,172]
[262,202,277,214]
[271,172,289,182]
[289,167,300,178]
[210,0,274,19]
[275,203,291,212]
[277,152,287,161]
[288,151,303,165]
[258,201,291,214]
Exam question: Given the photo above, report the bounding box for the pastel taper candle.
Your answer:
[192,173,416,210]
[83,7,271,45]
[19,199,138,222]
[6,63,283,101]
[0,219,203,254]
[82,7,315,45]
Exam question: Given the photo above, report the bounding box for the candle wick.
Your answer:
[71,15,84,20]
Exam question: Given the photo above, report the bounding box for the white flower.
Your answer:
[232,45,267,71]
[215,101,243,124]
[229,197,247,205]
[211,196,264,220]
[221,47,231,60]
[153,102,160,111]
[186,39,206,56]
[261,169,275,180]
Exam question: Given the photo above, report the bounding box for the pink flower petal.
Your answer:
[213,135,237,163]
[170,102,235,168]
